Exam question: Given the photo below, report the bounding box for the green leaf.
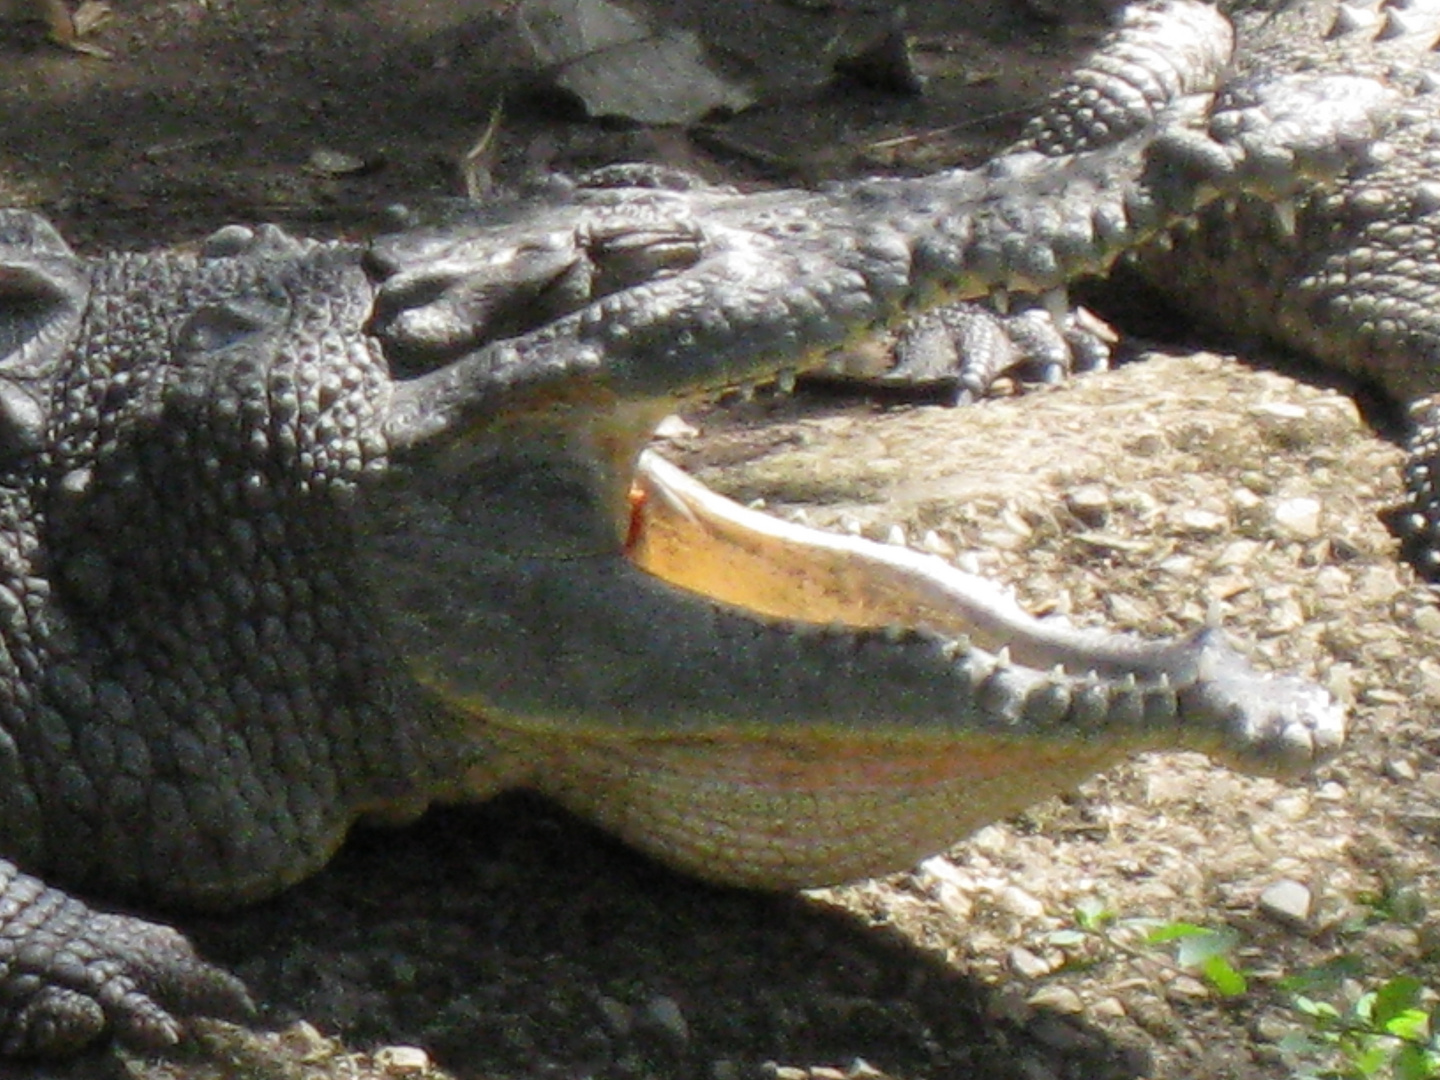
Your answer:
[1394,1044,1440,1080]
[1145,921,1211,945]
[1385,1008,1431,1045]
[1073,897,1113,931]
[1373,977,1425,1029]
[1347,1040,1390,1077]
[1201,954,1247,997]
[1292,995,1342,1023]
[1172,928,1241,971]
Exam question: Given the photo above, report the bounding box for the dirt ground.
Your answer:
[4,3,1439,1080]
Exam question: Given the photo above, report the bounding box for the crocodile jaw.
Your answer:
[414,446,1344,890]
[628,449,1107,644]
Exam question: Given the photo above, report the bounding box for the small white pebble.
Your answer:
[1009,946,1054,979]
[1270,496,1322,540]
[1177,508,1227,535]
[1384,758,1419,782]
[1258,879,1313,929]
[374,1045,430,1076]
[997,885,1047,921]
[1027,986,1085,1014]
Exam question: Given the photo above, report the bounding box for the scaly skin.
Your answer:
[1042,0,1440,575]
[0,8,1384,1056]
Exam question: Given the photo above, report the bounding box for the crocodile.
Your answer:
[1117,0,1440,578]
[0,0,1390,1059]
[886,0,1440,580]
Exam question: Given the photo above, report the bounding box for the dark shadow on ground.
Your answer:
[0,0,1098,247]
[174,796,1146,1080]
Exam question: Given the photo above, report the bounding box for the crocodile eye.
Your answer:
[175,297,287,359]
[0,265,67,361]
[0,213,89,363]
[0,211,89,460]
[366,248,589,378]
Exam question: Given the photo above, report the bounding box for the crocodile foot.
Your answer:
[821,296,1117,404]
[0,860,252,1057]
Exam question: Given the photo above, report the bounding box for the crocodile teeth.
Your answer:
[1111,672,1146,726]
[1024,679,1071,726]
[1272,198,1298,237]
[1146,674,1179,724]
[1379,8,1424,38]
[775,368,798,394]
[1070,675,1109,725]
[939,635,973,661]
[1041,286,1069,324]
[989,287,1010,315]
[1329,2,1380,36]
[977,663,1027,719]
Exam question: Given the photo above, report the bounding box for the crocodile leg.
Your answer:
[827,0,1235,400]
[0,860,251,1055]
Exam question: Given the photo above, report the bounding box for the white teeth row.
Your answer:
[1328,0,1440,41]
[729,367,801,400]
[1139,196,1297,257]
[938,638,1187,728]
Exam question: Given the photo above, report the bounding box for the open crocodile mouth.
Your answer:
[628,448,1113,657]
[379,427,1346,888]
[356,171,1346,887]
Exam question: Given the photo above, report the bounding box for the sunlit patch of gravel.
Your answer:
[670,348,1440,1080]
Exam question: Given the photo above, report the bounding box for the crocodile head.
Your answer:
[0,180,1341,903]
[351,195,1344,889]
